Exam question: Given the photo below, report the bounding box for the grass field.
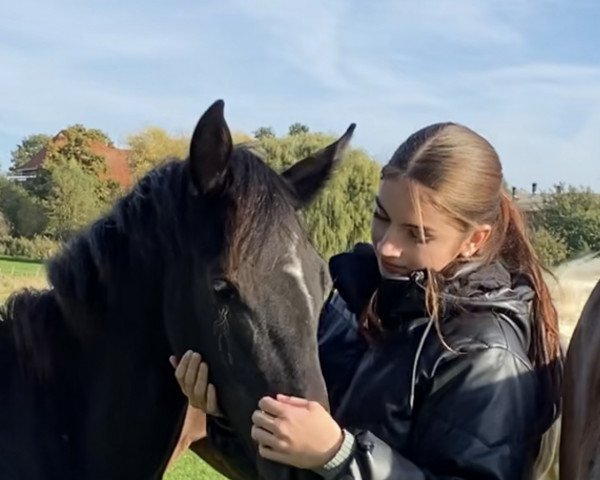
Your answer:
[0,255,44,276]
[165,452,225,480]
[1,254,599,478]
[0,256,48,303]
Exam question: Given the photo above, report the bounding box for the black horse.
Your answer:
[0,100,355,480]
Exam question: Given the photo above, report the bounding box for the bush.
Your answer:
[0,212,11,237]
[0,236,61,261]
[533,185,600,257]
[531,227,568,267]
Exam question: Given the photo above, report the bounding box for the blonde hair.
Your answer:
[363,122,561,415]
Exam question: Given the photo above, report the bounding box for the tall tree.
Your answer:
[127,127,189,179]
[534,184,600,256]
[42,160,105,239]
[254,127,275,140]
[0,176,48,237]
[288,123,309,136]
[10,134,52,170]
[257,132,380,259]
[63,124,113,147]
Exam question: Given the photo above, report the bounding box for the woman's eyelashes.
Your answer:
[373,208,390,222]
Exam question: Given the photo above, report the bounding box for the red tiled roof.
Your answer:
[14,131,133,189]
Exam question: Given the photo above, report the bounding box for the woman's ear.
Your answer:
[460,224,492,258]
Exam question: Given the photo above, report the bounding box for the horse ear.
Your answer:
[282,123,356,208]
[189,99,233,195]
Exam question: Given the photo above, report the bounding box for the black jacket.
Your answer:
[207,244,554,479]
[318,243,553,479]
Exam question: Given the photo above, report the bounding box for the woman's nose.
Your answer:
[377,229,403,258]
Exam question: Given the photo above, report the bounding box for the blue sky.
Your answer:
[1,0,599,190]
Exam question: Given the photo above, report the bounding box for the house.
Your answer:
[9,131,133,189]
[512,183,544,214]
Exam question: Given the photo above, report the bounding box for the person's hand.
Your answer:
[251,394,343,469]
[170,350,223,417]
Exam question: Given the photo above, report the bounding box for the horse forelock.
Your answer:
[219,147,300,279]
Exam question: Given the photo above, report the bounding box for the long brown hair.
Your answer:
[363,122,562,415]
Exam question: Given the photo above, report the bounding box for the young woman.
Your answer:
[172,122,562,479]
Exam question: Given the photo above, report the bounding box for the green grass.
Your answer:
[0,256,48,303]
[165,451,226,480]
[0,255,44,277]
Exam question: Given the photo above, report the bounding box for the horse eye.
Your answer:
[212,278,237,298]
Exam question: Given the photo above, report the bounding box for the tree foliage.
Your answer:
[0,176,48,237]
[6,123,600,267]
[26,125,121,211]
[288,123,310,136]
[127,127,190,179]
[42,160,106,239]
[532,184,600,257]
[20,126,118,239]
[257,131,380,258]
[10,134,52,170]
[254,127,275,140]
[530,226,568,267]
[63,124,113,147]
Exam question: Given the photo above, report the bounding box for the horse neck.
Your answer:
[59,285,188,478]
[43,234,188,476]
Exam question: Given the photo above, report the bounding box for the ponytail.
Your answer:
[496,192,563,418]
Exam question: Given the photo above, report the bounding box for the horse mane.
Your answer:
[0,146,299,380]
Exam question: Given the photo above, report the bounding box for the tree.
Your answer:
[63,124,113,147]
[127,127,189,179]
[254,127,275,140]
[530,227,568,267]
[0,176,48,237]
[533,184,600,257]
[40,127,119,205]
[0,210,10,237]
[288,123,309,136]
[257,132,380,259]
[10,134,52,170]
[15,125,120,238]
[42,160,105,239]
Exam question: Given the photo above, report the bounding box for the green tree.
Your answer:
[127,127,189,179]
[10,134,52,170]
[0,176,48,237]
[530,227,568,267]
[533,184,600,257]
[257,132,380,259]
[18,125,120,238]
[63,124,113,147]
[254,127,275,140]
[288,123,309,136]
[25,130,117,208]
[42,160,105,239]
[0,210,10,237]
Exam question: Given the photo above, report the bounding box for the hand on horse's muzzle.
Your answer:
[170,351,338,479]
[170,350,224,417]
[252,394,344,470]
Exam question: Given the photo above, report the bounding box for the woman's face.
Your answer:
[371,177,488,277]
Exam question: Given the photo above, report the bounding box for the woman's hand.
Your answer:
[251,394,344,469]
[170,350,223,417]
